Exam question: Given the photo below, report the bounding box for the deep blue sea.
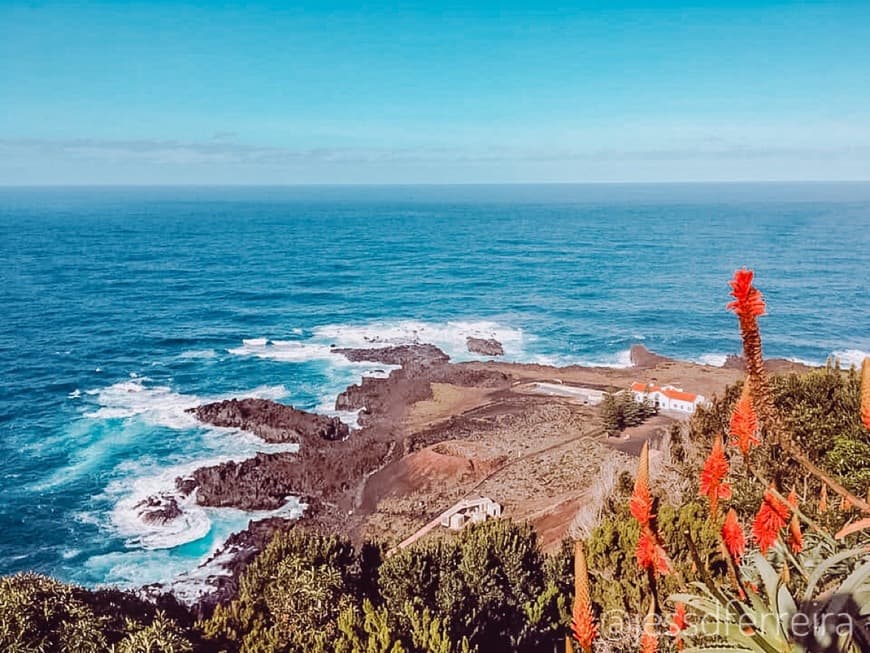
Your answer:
[1,183,869,591]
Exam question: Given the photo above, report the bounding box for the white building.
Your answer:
[530,382,607,405]
[631,382,706,414]
[439,497,502,531]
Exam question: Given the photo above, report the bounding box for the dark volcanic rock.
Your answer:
[332,345,450,426]
[629,344,673,369]
[335,374,433,422]
[176,477,198,496]
[332,344,449,367]
[466,337,504,356]
[427,363,510,388]
[134,494,183,525]
[183,432,393,511]
[722,354,813,374]
[187,398,349,443]
[182,452,298,510]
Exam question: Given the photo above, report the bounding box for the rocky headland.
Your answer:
[187,398,350,443]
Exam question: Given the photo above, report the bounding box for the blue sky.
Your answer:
[2,0,869,184]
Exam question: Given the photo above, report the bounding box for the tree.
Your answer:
[600,391,657,436]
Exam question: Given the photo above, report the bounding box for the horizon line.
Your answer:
[3,179,870,188]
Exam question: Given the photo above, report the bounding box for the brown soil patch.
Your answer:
[404,383,495,431]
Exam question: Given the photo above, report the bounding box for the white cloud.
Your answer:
[1,136,869,184]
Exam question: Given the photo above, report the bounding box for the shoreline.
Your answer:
[141,342,814,613]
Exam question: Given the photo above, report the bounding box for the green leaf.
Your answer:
[802,547,867,602]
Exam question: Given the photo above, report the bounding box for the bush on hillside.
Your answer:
[0,573,195,652]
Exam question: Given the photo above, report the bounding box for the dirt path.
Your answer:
[393,425,605,550]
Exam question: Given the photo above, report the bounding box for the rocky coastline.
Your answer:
[147,340,810,614]
[152,343,509,610]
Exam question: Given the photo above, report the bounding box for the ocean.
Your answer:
[1,183,868,590]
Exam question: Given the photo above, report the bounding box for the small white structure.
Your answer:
[631,382,705,414]
[439,497,502,531]
[529,382,607,406]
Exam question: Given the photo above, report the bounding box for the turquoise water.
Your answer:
[1,183,868,589]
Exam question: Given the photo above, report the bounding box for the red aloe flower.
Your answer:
[640,599,659,653]
[729,382,760,456]
[669,603,688,651]
[636,529,670,576]
[784,490,803,553]
[861,358,870,430]
[630,441,671,576]
[640,630,658,653]
[571,540,598,653]
[752,486,790,554]
[630,441,653,527]
[726,269,773,425]
[727,269,766,319]
[788,514,803,553]
[699,436,732,515]
[722,508,746,563]
[630,483,654,529]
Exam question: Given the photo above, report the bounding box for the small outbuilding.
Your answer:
[439,497,502,531]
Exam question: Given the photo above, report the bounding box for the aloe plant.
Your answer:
[670,538,869,652]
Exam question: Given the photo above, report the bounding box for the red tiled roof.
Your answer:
[662,387,697,402]
[631,382,698,403]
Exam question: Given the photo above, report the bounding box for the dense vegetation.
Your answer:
[0,573,197,652]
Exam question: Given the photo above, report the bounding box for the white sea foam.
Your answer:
[104,449,301,551]
[33,380,293,494]
[535,348,634,369]
[83,379,288,430]
[312,319,527,361]
[158,546,241,604]
[695,353,729,367]
[228,339,333,362]
[83,497,306,592]
[68,389,81,399]
[831,349,869,368]
[179,349,217,360]
[111,486,211,551]
[230,320,528,368]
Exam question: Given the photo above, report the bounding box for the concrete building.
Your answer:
[439,497,502,530]
[529,382,608,405]
[631,382,705,413]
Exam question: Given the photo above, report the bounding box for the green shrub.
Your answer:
[378,519,562,652]
[600,391,657,436]
[0,573,194,652]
